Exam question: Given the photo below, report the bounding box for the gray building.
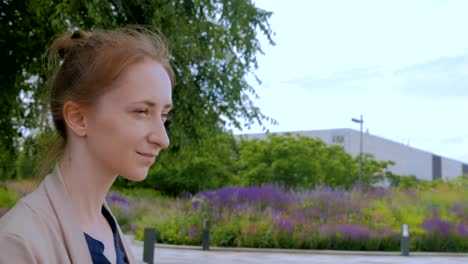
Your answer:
[239,128,468,181]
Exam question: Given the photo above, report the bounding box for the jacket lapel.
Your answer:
[103,202,137,263]
[44,167,93,263]
[44,167,137,263]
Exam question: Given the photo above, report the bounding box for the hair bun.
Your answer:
[57,30,91,59]
[71,30,91,40]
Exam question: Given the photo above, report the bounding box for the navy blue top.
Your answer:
[84,207,128,264]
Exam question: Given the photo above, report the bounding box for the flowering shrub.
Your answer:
[131,184,467,252]
[1,179,467,252]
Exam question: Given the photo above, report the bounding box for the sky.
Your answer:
[234,0,468,163]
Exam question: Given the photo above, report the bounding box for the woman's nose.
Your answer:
[148,121,170,149]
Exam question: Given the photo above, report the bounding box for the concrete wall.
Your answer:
[441,157,463,180]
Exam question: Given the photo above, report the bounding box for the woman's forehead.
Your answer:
[104,60,172,105]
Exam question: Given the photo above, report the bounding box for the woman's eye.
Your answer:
[135,109,149,115]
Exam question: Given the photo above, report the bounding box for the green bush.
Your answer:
[0,185,20,211]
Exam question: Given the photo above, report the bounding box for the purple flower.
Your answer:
[319,224,377,240]
[457,224,468,237]
[319,211,328,220]
[106,193,130,208]
[319,224,335,238]
[423,217,452,236]
[379,227,399,238]
[196,185,290,212]
[337,224,370,240]
[275,214,293,234]
[191,200,205,211]
[426,204,440,217]
[367,187,388,198]
[188,226,199,239]
[290,208,309,226]
[451,203,466,218]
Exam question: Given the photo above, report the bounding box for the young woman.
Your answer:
[0,27,174,263]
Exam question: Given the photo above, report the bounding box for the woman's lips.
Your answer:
[137,152,156,163]
[137,152,156,158]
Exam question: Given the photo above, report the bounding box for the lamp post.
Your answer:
[143,228,156,264]
[351,115,363,185]
[401,224,410,256]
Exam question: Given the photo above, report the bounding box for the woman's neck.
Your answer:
[59,149,117,226]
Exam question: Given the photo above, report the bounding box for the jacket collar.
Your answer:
[43,167,136,263]
[102,201,136,263]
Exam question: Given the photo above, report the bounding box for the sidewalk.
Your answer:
[128,241,468,264]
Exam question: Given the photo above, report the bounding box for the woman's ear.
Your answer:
[63,101,88,137]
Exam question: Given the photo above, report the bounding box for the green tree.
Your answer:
[0,0,275,180]
[357,153,396,187]
[237,134,360,189]
[320,145,359,188]
[0,0,64,175]
[237,134,401,189]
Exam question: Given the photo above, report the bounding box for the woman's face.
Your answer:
[85,60,172,181]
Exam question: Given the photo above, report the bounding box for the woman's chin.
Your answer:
[119,168,149,182]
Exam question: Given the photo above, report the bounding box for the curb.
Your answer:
[126,235,468,257]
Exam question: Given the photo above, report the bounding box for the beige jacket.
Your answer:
[0,168,137,263]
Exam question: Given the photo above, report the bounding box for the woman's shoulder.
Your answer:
[0,231,37,263]
[0,183,63,262]
[0,182,57,239]
[0,199,42,260]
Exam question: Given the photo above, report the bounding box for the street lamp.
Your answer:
[351,115,363,185]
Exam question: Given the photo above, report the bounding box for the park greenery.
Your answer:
[2,174,468,252]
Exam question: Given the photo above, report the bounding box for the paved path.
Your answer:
[129,244,468,264]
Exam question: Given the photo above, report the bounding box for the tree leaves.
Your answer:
[0,0,275,174]
[237,134,395,190]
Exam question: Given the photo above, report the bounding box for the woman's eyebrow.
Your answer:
[133,100,172,109]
